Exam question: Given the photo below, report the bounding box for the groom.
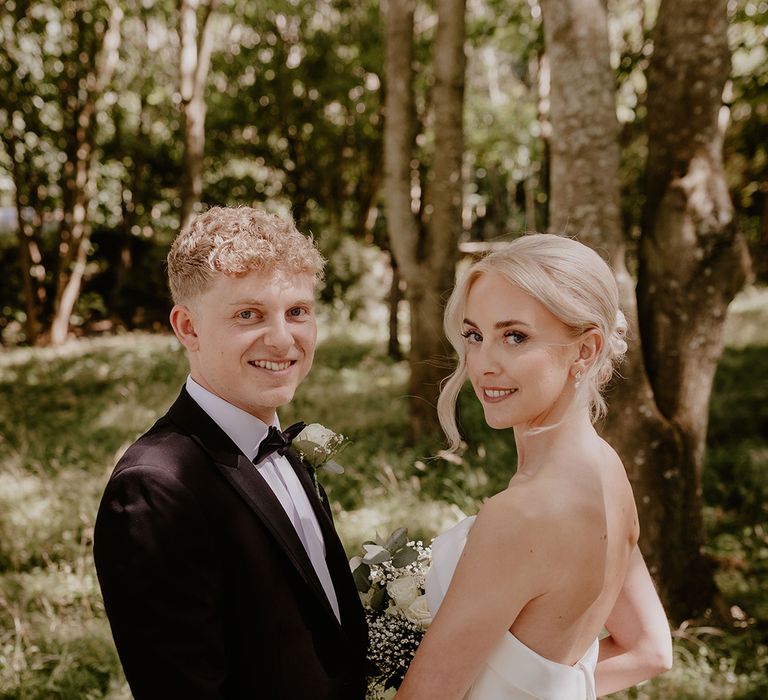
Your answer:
[94,206,368,698]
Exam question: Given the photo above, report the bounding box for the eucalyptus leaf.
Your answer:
[292,438,322,453]
[370,585,388,613]
[385,527,408,552]
[353,562,371,593]
[292,439,324,467]
[391,546,419,568]
[321,459,344,474]
[362,544,391,565]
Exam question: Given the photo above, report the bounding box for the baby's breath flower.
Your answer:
[351,528,433,698]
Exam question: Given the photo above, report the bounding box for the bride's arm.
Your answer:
[595,547,673,696]
[396,491,546,700]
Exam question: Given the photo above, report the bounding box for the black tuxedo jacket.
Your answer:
[94,388,368,699]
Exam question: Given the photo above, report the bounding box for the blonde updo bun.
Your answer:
[438,233,627,449]
[609,309,629,357]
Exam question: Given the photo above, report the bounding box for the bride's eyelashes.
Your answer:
[504,330,528,345]
[460,329,529,345]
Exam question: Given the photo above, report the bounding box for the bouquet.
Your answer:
[350,528,433,699]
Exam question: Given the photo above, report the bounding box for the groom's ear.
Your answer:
[170,304,200,352]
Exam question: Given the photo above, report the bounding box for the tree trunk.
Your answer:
[50,5,122,346]
[539,0,736,621]
[51,137,93,345]
[388,255,403,360]
[383,0,423,434]
[8,134,42,345]
[179,0,220,233]
[635,0,751,619]
[384,0,466,442]
[114,85,150,318]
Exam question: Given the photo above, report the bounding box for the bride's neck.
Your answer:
[513,410,597,475]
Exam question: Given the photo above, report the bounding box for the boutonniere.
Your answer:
[293,423,348,500]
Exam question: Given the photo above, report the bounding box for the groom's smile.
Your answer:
[248,359,297,372]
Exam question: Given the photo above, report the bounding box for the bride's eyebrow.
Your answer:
[494,319,531,330]
[462,317,531,330]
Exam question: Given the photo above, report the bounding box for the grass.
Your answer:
[0,287,766,698]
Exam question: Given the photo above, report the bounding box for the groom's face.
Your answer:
[175,268,317,423]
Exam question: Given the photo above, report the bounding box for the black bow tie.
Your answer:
[254,421,306,465]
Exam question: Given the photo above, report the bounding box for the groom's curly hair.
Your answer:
[167,206,325,303]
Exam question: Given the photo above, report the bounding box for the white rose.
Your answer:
[387,574,419,610]
[298,423,336,447]
[404,594,433,630]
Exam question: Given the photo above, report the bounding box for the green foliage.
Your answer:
[0,0,183,340]
[1,0,766,340]
[204,0,383,238]
[726,0,768,280]
[464,0,546,236]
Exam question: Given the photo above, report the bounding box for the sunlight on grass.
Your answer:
[0,469,62,569]
[336,494,468,554]
[723,285,768,348]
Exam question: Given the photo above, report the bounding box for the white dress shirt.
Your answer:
[185,376,341,622]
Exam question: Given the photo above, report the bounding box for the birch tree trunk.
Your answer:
[179,0,220,233]
[384,0,466,441]
[540,0,748,620]
[50,4,122,346]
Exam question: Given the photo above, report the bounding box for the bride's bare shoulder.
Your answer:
[473,480,562,541]
[473,470,600,547]
[463,483,573,596]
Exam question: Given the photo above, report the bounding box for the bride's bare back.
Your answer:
[503,437,639,665]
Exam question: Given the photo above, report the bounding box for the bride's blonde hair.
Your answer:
[437,233,628,450]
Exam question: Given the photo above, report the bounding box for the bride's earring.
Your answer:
[574,370,582,388]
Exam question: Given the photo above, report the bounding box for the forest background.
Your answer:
[0,0,766,697]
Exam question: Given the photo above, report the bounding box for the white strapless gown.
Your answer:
[425,516,599,700]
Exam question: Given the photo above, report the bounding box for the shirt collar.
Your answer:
[185,375,280,461]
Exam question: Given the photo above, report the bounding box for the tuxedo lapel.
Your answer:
[287,451,335,530]
[164,389,340,623]
[286,452,364,630]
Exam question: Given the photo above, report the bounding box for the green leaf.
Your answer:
[362,543,390,565]
[391,546,419,568]
[370,585,388,612]
[385,527,408,552]
[292,438,321,454]
[353,562,371,593]
[321,459,344,474]
[292,440,327,467]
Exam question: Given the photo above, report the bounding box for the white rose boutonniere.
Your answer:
[292,423,349,500]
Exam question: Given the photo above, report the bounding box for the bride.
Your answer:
[396,234,672,699]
